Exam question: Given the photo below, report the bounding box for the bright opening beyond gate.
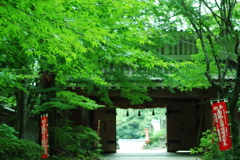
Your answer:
[116,108,167,153]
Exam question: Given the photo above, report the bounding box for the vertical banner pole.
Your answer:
[94,120,101,148]
[97,120,101,136]
[225,99,234,155]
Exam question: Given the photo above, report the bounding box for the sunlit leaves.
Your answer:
[33,91,104,113]
[0,0,167,88]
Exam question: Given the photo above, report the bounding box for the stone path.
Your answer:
[102,139,201,160]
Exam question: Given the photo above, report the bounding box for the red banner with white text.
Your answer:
[211,100,232,151]
[41,114,49,159]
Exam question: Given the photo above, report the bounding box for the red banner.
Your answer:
[211,101,232,151]
[41,114,49,159]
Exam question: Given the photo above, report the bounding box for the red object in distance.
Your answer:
[211,101,232,151]
[145,129,150,143]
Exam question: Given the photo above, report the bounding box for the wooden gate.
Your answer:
[93,107,116,153]
[167,101,197,152]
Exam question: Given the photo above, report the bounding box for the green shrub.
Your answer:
[0,123,18,139]
[190,129,237,160]
[0,137,44,160]
[0,123,43,160]
[149,130,166,148]
[50,125,102,160]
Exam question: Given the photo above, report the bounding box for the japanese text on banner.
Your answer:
[211,101,232,151]
[41,114,49,159]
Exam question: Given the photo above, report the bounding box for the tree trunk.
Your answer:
[16,79,28,139]
[229,95,240,158]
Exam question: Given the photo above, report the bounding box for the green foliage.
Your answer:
[166,60,212,91]
[0,124,43,160]
[0,96,16,108]
[55,91,104,110]
[0,123,18,139]
[149,130,166,148]
[50,124,102,160]
[152,0,239,90]
[0,0,165,87]
[190,129,238,160]
[0,137,43,160]
[33,91,104,114]
[0,0,174,140]
[158,1,239,156]
[116,76,153,105]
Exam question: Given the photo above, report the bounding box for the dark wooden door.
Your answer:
[167,101,197,152]
[93,107,116,153]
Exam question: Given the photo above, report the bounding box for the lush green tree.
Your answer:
[0,0,173,140]
[152,0,240,158]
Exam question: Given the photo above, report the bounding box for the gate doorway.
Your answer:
[116,108,166,152]
[116,108,167,152]
[70,86,215,153]
[92,99,211,153]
